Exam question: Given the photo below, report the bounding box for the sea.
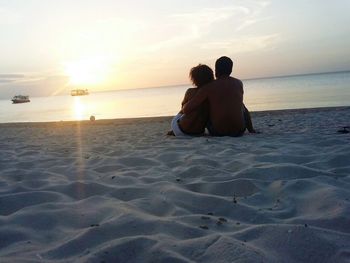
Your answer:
[0,71,349,123]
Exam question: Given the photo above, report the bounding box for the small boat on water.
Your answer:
[11,95,30,104]
[71,89,89,96]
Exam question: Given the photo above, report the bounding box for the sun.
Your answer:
[64,56,112,86]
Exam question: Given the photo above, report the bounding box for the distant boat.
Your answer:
[11,95,30,104]
[71,89,89,96]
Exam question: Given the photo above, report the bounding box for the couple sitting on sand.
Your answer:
[169,56,255,137]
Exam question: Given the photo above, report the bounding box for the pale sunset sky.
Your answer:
[1,0,350,98]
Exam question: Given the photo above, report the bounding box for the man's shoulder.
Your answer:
[204,79,220,89]
[229,76,243,85]
[214,76,243,87]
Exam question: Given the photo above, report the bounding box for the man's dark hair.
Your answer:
[215,56,233,78]
[189,64,214,87]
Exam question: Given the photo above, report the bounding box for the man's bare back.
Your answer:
[183,76,245,136]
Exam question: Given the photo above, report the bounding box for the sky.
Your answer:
[1,0,350,98]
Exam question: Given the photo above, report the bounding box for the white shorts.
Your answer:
[171,114,189,137]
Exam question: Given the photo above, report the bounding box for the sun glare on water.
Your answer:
[64,56,112,86]
[73,97,85,120]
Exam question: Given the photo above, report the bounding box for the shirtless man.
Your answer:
[183,56,250,136]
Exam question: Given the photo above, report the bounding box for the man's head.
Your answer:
[215,56,233,78]
[189,64,214,88]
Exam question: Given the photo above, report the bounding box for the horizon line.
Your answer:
[2,69,349,99]
[95,69,350,94]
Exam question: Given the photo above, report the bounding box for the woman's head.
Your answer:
[189,64,214,88]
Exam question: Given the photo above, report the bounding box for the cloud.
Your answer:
[0,74,25,84]
[200,34,281,54]
[143,0,272,52]
[0,7,21,25]
[96,0,277,86]
[0,79,17,83]
[0,73,69,99]
[57,0,274,74]
[0,74,25,78]
[0,73,43,86]
[0,1,277,95]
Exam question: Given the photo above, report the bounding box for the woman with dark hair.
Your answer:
[168,64,213,136]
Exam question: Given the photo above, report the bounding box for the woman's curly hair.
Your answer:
[189,64,214,88]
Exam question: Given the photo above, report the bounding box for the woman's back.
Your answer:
[179,88,209,135]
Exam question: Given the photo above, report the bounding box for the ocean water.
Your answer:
[0,71,349,123]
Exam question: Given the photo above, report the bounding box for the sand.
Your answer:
[0,107,349,263]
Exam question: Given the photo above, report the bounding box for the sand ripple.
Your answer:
[0,107,350,262]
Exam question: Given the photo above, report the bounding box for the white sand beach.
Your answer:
[0,107,349,263]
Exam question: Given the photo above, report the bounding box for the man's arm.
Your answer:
[239,79,244,95]
[182,86,210,114]
[178,89,193,114]
[181,89,194,107]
